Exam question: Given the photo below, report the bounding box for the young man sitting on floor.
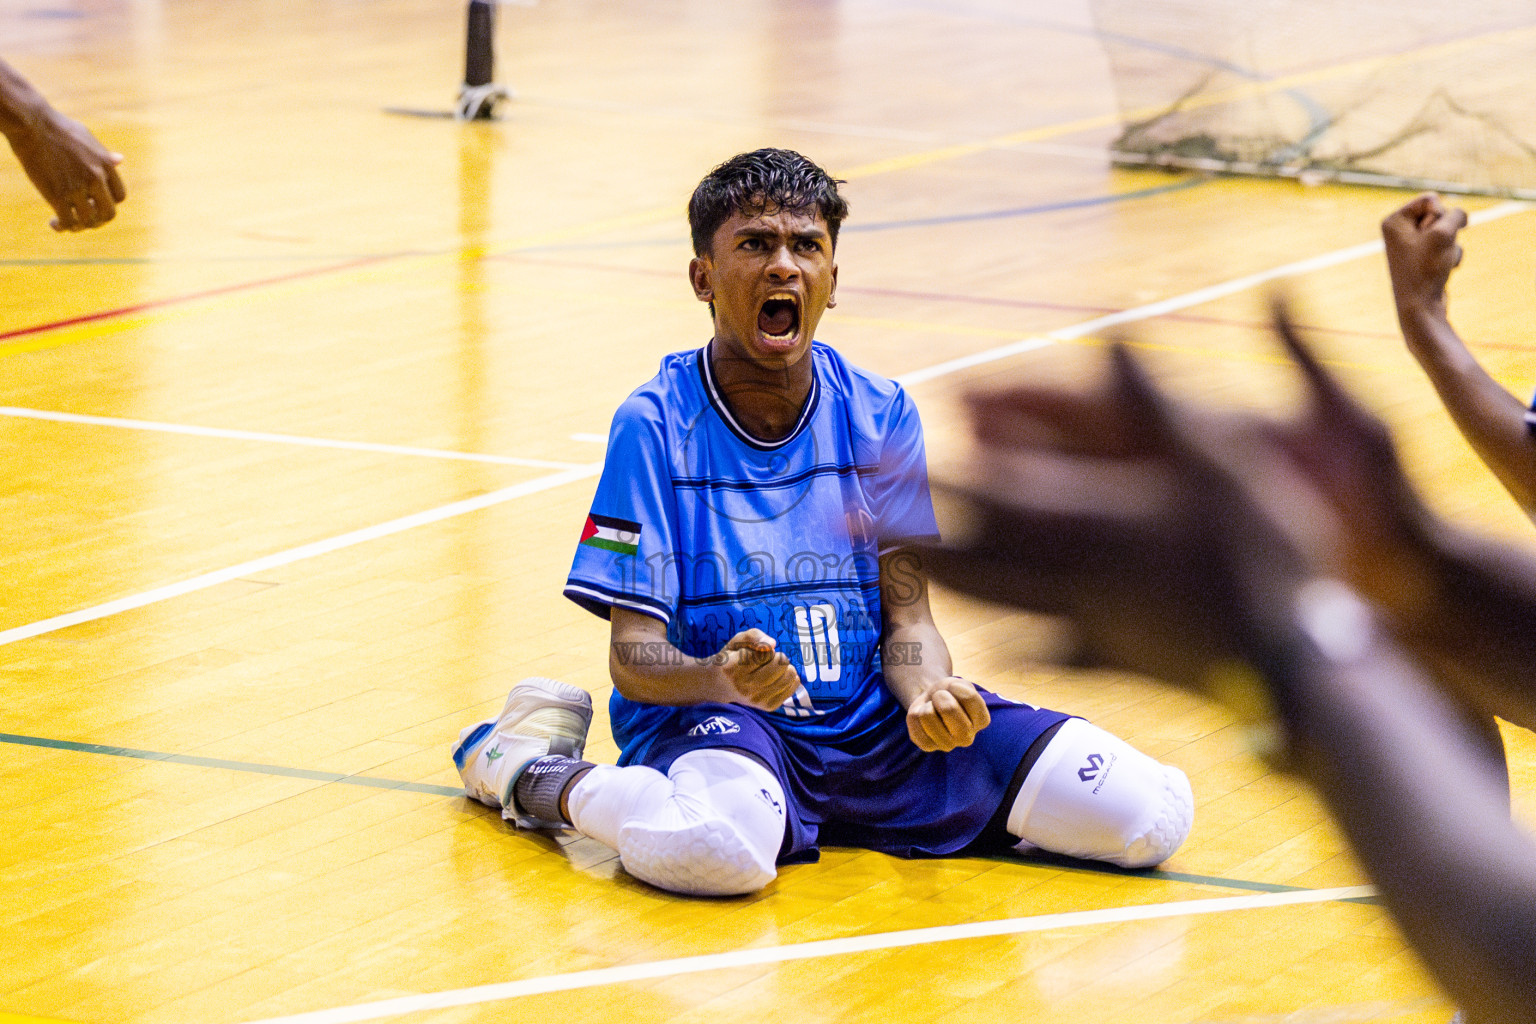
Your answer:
[453,148,1192,896]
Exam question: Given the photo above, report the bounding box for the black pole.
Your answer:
[462,0,497,119]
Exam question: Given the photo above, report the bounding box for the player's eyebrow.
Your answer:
[732,224,830,244]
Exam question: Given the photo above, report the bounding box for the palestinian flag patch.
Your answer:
[580,513,642,556]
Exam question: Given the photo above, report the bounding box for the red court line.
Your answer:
[499,251,1427,344]
[0,252,406,343]
[501,251,1536,353]
[13,246,1527,356]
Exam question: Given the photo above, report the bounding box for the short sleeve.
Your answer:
[867,387,940,553]
[563,396,681,624]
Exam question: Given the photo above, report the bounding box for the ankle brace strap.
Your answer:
[512,755,592,828]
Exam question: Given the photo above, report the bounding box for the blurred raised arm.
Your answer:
[917,325,1536,1020]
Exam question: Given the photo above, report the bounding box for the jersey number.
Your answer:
[793,603,841,684]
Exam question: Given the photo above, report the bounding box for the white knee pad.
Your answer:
[567,749,786,896]
[1007,717,1193,869]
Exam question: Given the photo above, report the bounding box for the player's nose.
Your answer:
[766,243,798,279]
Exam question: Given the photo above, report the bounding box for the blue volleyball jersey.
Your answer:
[564,341,940,762]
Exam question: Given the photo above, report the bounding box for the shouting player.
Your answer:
[453,148,1193,895]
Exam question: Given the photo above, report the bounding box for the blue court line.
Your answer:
[0,728,1373,900]
[516,178,1209,254]
[3,178,1213,270]
[0,731,465,797]
[1009,850,1379,902]
[840,178,1206,233]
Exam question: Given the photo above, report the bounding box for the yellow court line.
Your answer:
[835,112,1126,179]
[1,306,210,359]
[839,22,1536,179]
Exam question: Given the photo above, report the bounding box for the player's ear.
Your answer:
[826,262,838,309]
[689,256,714,304]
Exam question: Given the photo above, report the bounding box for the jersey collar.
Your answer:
[698,342,821,451]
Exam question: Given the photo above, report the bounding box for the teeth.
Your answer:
[760,295,800,340]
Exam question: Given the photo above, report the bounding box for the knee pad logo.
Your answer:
[688,715,742,738]
[757,788,783,815]
[1077,752,1118,794]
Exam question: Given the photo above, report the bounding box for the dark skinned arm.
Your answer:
[918,332,1536,1020]
[1382,193,1536,514]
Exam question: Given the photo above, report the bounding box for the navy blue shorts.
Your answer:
[639,691,1070,862]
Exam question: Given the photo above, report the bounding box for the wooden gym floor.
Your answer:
[2,1,1534,1022]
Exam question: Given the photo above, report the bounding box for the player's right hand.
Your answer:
[719,629,802,711]
[9,105,126,231]
[1381,192,1467,319]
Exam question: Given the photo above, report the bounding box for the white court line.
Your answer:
[238,884,1378,1024]
[0,406,589,470]
[0,463,601,647]
[895,199,1532,387]
[7,199,1530,648]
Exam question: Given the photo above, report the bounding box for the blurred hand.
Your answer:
[1256,303,1441,624]
[917,319,1326,696]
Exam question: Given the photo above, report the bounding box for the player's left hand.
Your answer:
[1381,192,1466,323]
[906,676,990,751]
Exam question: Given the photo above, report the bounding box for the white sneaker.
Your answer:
[452,677,593,826]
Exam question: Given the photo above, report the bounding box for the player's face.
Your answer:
[689,204,838,370]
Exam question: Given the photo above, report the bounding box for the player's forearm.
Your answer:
[0,59,48,139]
[880,620,953,710]
[1256,603,1536,1022]
[1396,306,1536,511]
[608,639,737,706]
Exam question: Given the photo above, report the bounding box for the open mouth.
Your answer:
[757,297,801,341]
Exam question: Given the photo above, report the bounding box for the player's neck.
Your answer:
[707,340,814,442]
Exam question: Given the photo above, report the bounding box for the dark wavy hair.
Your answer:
[688,148,849,256]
